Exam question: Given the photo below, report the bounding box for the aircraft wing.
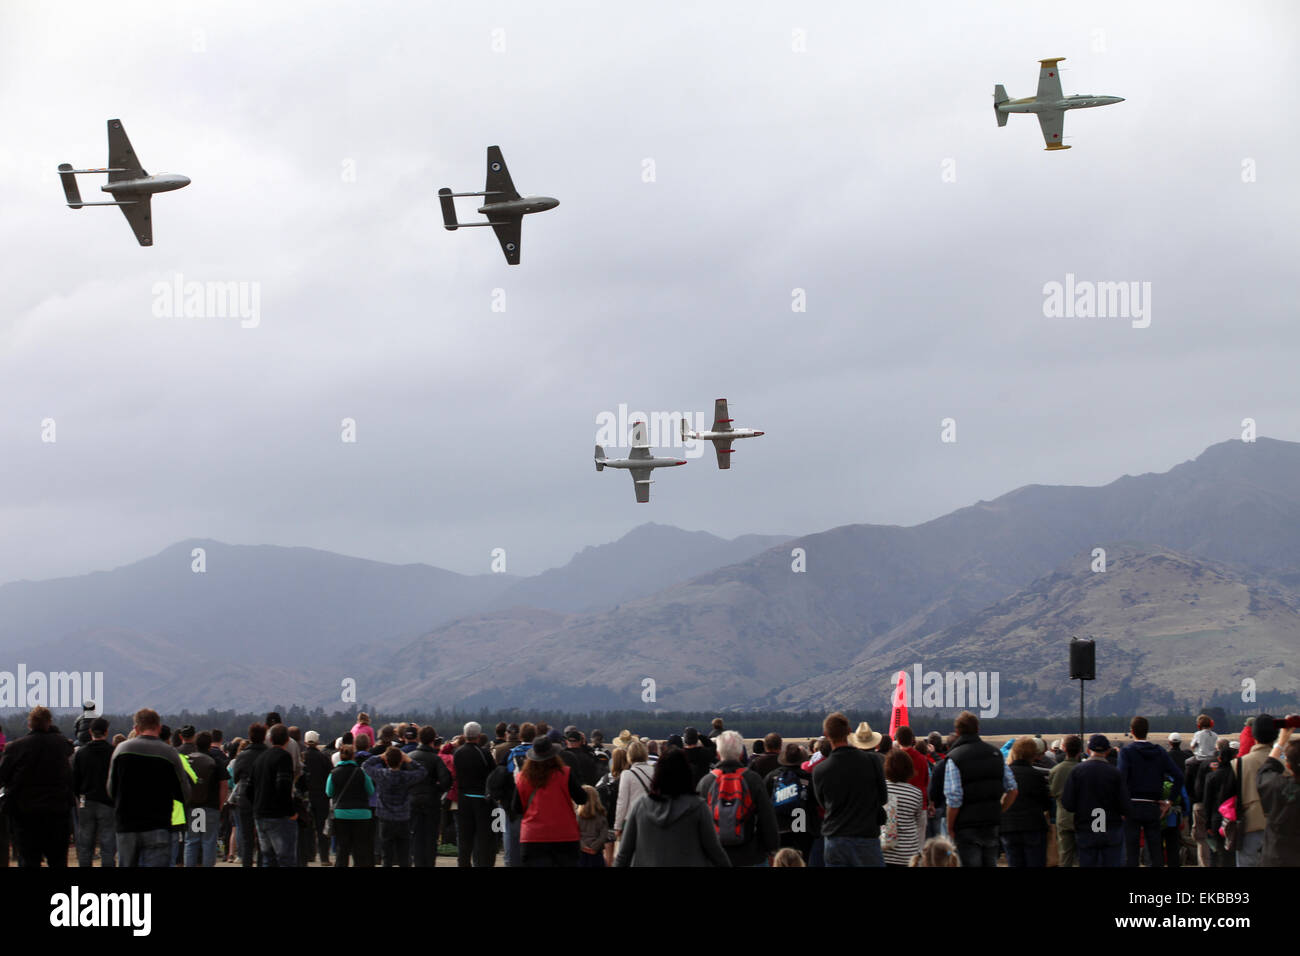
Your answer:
[1036,59,1064,102]
[712,398,734,433]
[488,218,522,264]
[1037,110,1066,148]
[485,146,520,201]
[118,195,153,246]
[107,119,146,183]
[714,438,734,469]
[630,468,652,503]
[628,420,652,459]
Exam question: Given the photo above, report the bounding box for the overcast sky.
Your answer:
[1,0,1296,584]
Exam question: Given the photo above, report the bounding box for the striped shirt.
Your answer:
[883,781,925,865]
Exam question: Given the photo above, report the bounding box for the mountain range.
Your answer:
[2,438,1297,717]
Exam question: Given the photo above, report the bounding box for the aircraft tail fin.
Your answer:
[594,445,606,471]
[993,85,1010,126]
[58,164,84,207]
[438,187,458,230]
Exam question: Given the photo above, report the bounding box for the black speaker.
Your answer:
[1070,638,1095,681]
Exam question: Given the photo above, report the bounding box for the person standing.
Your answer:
[300,731,333,864]
[362,746,427,866]
[453,722,497,867]
[1048,735,1083,867]
[73,717,116,867]
[249,723,297,866]
[107,708,192,867]
[326,744,376,866]
[811,712,888,867]
[1000,737,1051,866]
[0,706,76,867]
[1116,717,1184,868]
[512,736,588,866]
[944,712,1018,867]
[181,732,221,866]
[1061,735,1131,867]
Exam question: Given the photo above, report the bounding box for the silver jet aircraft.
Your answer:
[680,398,765,470]
[58,119,190,245]
[439,146,558,264]
[994,59,1123,150]
[594,419,686,503]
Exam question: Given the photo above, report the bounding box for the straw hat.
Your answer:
[849,721,883,750]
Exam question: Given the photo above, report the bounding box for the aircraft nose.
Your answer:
[178,175,192,187]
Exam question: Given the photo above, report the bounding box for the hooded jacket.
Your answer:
[0,728,75,816]
[1117,739,1184,802]
[613,793,731,867]
[362,755,426,822]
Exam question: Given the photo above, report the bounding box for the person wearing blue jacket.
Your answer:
[1117,717,1184,867]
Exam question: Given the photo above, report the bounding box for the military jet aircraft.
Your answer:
[595,419,686,503]
[58,119,190,245]
[994,59,1124,150]
[680,399,765,470]
[439,146,558,264]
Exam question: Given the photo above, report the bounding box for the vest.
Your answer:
[946,734,1004,830]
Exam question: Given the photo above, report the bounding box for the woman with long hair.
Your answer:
[614,749,729,867]
[511,737,588,866]
[597,747,628,865]
[577,785,609,867]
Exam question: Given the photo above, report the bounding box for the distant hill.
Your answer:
[0,526,789,712]
[367,438,1300,714]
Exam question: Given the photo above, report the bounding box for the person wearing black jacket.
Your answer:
[0,706,76,868]
[72,717,116,867]
[229,725,268,867]
[453,724,497,867]
[300,732,333,864]
[249,723,297,866]
[811,714,888,866]
[1258,729,1300,866]
[408,726,453,866]
[1000,738,1051,866]
[561,729,600,788]
[1061,735,1132,867]
[944,713,1017,867]
[697,731,779,867]
[1197,740,1237,867]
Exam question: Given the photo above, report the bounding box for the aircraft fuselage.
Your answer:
[998,94,1124,115]
[102,173,192,197]
[601,457,687,469]
[693,429,765,441]
[477,196,559,216]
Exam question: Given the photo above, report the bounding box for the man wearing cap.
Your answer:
[561,727,599,788]
[1235,714,1279,867]
[301,731,333,864]
[943,712,1018,867]
[1166,732,1189,776]
[682,728,713,785]
[1061,735,1131,867]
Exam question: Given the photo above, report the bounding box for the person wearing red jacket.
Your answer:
[511,736,588,866]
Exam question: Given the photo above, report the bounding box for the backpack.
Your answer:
[880,792,899,851]
[770,768,808,830]
[187,757,211,808]
[705,768,755,846]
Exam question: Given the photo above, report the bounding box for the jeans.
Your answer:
[409,805,439,867]
[118,828,172,867]
[503,815,522,867]
[955,825,1001,867]
[255,816,298,867]
[521,840,580,867]
[1124,803,1163,867]
[380,819,411,867]
[808,836,825,867]
[823,835,884,867]
[926,813,948,841]
[1236,829,1264,867]
[1078,840,1124,867]
[1001,829,1046,867]
[333,817,375,866]
[184,807,220,866]
[457,797,495,867]
[76,801,116,867]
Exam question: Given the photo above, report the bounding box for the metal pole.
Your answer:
[1079,679,1085,746]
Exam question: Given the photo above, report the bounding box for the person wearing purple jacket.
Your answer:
[363,747,426,867]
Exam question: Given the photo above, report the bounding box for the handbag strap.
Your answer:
[331,764,363,810]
